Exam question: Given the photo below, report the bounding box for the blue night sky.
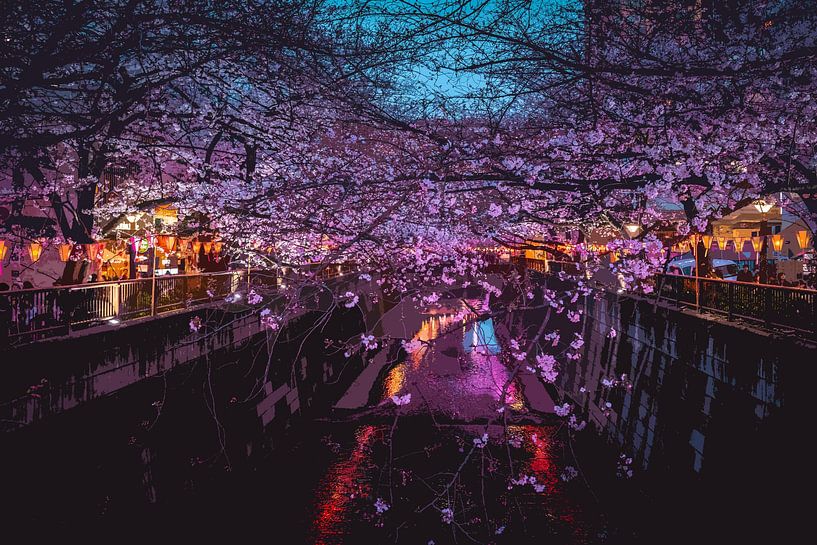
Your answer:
[348,0,578,116]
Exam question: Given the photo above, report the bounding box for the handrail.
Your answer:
[514,256,817,335]
[0,264,358,348]
[663,271,816,293]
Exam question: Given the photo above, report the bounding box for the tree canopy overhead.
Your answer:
[1,0,816,283]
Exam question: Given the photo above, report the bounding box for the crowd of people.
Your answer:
[667,263,817,290]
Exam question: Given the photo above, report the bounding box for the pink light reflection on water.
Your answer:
[382,299,525,419]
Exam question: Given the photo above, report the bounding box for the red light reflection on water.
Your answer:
[513,424,586,535]
[312,425,378,545]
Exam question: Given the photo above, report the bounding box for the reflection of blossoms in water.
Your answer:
[473,433,489,448]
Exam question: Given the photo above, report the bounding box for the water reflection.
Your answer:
[382,301,523,418]
[312,425,378,545]
[305,301,598,543]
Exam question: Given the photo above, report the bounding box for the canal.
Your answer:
[0,292,812,543]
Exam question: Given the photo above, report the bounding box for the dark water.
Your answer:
[1,295,812,543]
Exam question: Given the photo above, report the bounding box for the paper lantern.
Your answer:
[214,242,223,254]
[796,230,811,250]
[192,240,202,254]
[715,237,727,251]
[609,251,618,263]
[0,239,7,261]
[157,235,176,253]
[203,242,213,254]
[702,235,713,255]
[771,234,784,253]
[750,236,763,253]
[28,241,43,262]
[733,237,747,253]
[58,243,72,262]
[84,243,99,261]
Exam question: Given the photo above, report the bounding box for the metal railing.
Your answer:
[656,274,817,334]
[513,256,817,335]
[510,256,583,274]
[0,263,358,347]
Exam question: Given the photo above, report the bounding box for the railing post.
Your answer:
[812,291,817,335]
[150,272,156,316]
[674,275,681,307]
[764,286,772,327]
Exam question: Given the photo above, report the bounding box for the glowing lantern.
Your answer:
[58,243,72,262]
[750,236,763,253]
[192,240,202,254]
[157,235,176,253]
[771,234,784,253]
[702,235,713,255]
[214,242,223,254]
[609,251,618,263]
[715,237,727,251]
[752,199,774,214]
[84,243,100,261]
[28,241,43,262]
[203,242,213,254]
[624,223,641,237]
[0,239,8,261]
[796,230,811,250]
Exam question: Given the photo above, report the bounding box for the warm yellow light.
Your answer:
[624,224,641,236]
[750,236,763,253]
[0,239,7,261]
[58,243,72,262]
[84,243,99,261]
[796,230,811,250]
[752,199,774,214]
[771,234,784,253]
[28,241,43,262]
[715,237,727,251]
[702,235,713,255]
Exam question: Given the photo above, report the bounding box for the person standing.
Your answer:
[737,265,753,282]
